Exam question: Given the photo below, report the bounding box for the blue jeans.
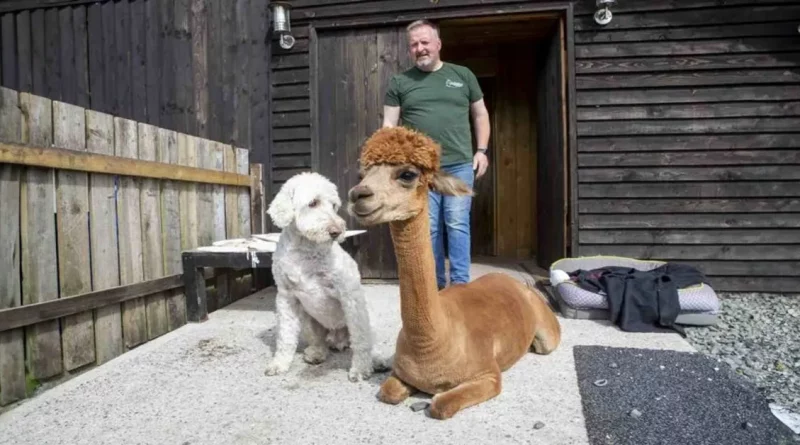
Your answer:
[429,162,475,289]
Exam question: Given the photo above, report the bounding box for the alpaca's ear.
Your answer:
[429,171,474,197]
[267,184,296,229]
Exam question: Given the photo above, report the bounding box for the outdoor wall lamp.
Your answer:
[594,0,616,26]
[270,1,295,50]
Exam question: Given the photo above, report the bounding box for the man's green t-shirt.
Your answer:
[385,62,483,167]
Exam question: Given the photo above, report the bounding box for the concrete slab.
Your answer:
[0,263,695,445]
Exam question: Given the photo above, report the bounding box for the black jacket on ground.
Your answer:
[568,263,709,337]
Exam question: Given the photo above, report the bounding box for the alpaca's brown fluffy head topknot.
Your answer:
[359,126,440,173]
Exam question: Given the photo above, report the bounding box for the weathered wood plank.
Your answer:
[158,128,185,331]
[0,142,252,186]
[272,68,310,85]
[574,21,800,44]
[87,3,104,111]
[190,0,208,137]
[578,101,800,121]
[271,154,312,169]
[576,53,800,74]
[707,276,799,293]
[15,11,32,92]
[577,70,800,90]
[100,0,116,114]
[195,138,214,247]
[272,140,311,155]
[159,0,175,129]
[579,182,800,198]
[54,100,95,371]
[138,123,169,340]
[580,214,800,229]
[219,0,236,145]
[579,150,800,167]
[577,85,800,106]
[145,0,162,126]
[114,117,147,350]
[579,245,800,261]
[670,261,799,278]
[205,0,220,140]
[272,98,311,113]
[274,53,309,70]
[114,0,131,117]
[248,0,269,167]
[2,13,18,89]
[72,6,89,108]
[44,8,61,100]
[578,118,800,136]
[272,167,309,182]
[0,86,25,406]
[273,84,310,100]
[29,9,45,96]
[178,133,199,251]
[572,0,800,15]
[579,198,800,214]
[233,0,250,148]
[210,141,226,243]
[19,92,62,380]
[236,147,251,237]
[273,111,310,128]
[272,128,311,141]
[580,166,800,183]
[579,229,800,245]
[578,134,800,152]
[574,5,800,31]
[174,0,193,134]
[575,38,800,59]
[85,109,123,365]
[130,0,147,122]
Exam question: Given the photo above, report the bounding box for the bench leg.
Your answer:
[183,255,209,322]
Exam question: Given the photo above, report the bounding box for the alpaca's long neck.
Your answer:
[389,201,446,348]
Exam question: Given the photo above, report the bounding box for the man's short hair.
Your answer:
[406,19,439,36]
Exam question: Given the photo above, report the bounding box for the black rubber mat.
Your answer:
[573,346,798,445]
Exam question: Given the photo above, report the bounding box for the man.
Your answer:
[382,19,491,290]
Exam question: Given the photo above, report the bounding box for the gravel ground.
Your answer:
[684,292,800,415]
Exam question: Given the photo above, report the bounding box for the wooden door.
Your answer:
[313,26,412,279]
[535,19,569,268]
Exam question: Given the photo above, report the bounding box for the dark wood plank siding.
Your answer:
[0,0,271,165]
[573,2,800,293]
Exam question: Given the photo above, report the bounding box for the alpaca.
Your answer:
[265,171,376,382]
[345,127,562,419]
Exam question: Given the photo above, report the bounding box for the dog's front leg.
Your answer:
[301,315,329,364]
[340,285,375,382]
[265,292,303,376]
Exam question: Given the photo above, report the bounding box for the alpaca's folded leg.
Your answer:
[301,315,329,365]
[339,285,374,382]
[428,369,502,420]
[265,292,303,376]
[378,373,415,405]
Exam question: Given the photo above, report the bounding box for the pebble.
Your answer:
[684,292,800,415]
[629,409,642,419]
[409,401,429,412]
[533,421,545,430]
[593,379,608,387]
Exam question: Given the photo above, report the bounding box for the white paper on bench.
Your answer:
[196,230,367,253]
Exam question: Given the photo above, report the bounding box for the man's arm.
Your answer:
[470,98,491,178]
[470,98,490,149]
[383,105,401,128]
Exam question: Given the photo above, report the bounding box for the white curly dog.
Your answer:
[264,171,380,382]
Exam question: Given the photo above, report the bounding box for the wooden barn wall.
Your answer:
[0,0,271,168]
[270,0,800,293]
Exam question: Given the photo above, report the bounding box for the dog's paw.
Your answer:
[303,346,328,364]
[372,354,393,373]
[264,360,291,376]
[348,365,374,382]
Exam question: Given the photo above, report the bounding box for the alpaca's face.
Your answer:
[346,164,472,226]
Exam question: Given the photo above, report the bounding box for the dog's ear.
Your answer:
[267,182,296,229]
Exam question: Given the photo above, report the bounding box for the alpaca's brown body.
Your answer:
[347,126,561,419]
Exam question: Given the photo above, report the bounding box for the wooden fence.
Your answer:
[0,85,263,407]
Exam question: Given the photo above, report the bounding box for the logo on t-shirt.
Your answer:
[445,79,464,88]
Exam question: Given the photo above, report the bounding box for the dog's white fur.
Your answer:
[265,171,376,382]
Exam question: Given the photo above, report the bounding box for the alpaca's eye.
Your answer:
[399,171,418,182]
[309,199,319,208]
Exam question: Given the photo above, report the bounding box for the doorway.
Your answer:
[310,8,573,279]
[438,13,570,268]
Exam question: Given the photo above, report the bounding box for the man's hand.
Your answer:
[473,151,489,178]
